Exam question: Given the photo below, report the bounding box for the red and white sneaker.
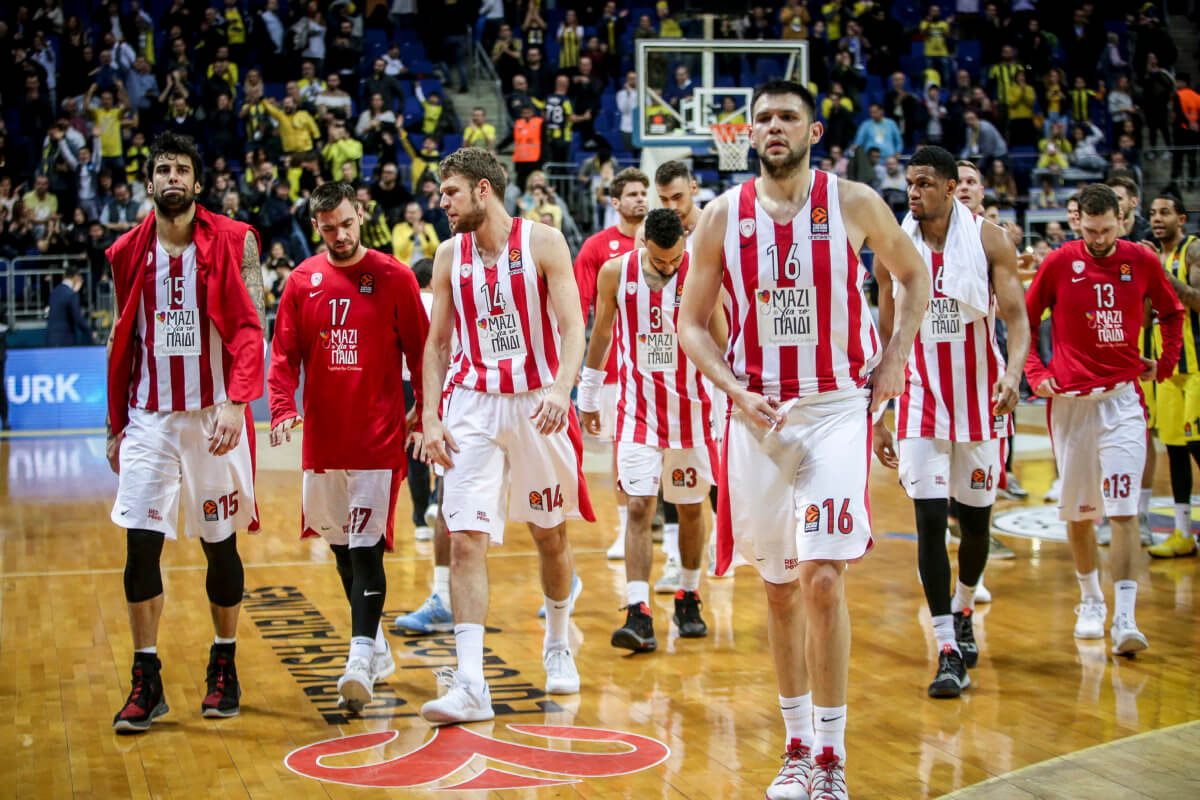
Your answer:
[808,748,848,800]
[766,738,813,799]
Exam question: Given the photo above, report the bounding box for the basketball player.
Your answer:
[654,160,741,579]
[1145,194,1200,558]
[267,182,430,711]
[872,146,1030,698]
[679,80,931,799]
[419,148,593,724]
[579,208,725,651]
[1025,184,1183,654]
[106,132,266,732]
[574,168,649,560]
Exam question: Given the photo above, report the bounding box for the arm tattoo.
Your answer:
[1169,275,1200,312]
[241,231,266,332]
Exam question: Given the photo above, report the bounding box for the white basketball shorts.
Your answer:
[441,387,592,542]
[1050,383,1146,522]
[898,437,1003,506]
[617,440,714,504]
[302,468,401,549]
[112,406,255,542]
[721,389,873,583]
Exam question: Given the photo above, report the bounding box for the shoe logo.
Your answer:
[310,290,324,297]
[363,590,382,597]
[285,724,671,789]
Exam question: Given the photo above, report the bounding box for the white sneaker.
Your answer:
[654,555,682,594]
[766,739,813,799]
[1073,599,1107,639]
[423,503,439,527]
[543,647,580,694]
[1111,613,1148,655]
[1044,478,1062,503]
[420,669,494,725]
[372,640,395,682]
[975,576,992,604]
[337,657,374,713]
[606,529,625,560]
[414,525,434,541]
[809,750,848,800]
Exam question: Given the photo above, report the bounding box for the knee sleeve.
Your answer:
[349,540,387,595]
[201,534,244,608]
[124,529,164,603]
[956,503,992,588]
[330,543,354,601]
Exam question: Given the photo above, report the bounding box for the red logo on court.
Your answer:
[285,724,670,790]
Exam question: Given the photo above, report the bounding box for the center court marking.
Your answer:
[284,724,671,789]
[992,494,1199,543]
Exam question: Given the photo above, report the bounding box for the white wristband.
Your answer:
[576,367,606,413]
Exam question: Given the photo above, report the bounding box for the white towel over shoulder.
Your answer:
[900,198,989,323]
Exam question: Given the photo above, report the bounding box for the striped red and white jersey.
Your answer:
[896,236,1008,442]
[449,217,560,394]
[613,249,712,449]
[720,171,880,401]
[131,240,231,411]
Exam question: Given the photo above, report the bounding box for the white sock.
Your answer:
[374,622,388,654]
[1077,569,1104,603]
[931,614,959,654]
[1139,488,1152,516]
[663,523,680,560]
[349,636,375,663]
[617,504,628,532]
[135,646,157,656]
[950,580,977,614]
[1175,503,1190,534]
[213,636,236,645]
[680,567,701,592]
[813,704,847,761]
[454,623,486,688]
[626,580,650,608]
[543,593,570,651]
[1114,579,1137,622]
[433,566,451,605]
[779,693,814,748]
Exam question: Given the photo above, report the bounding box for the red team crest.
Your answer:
[285,724,670,790]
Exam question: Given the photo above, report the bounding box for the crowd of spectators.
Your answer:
[0,0,1195,324]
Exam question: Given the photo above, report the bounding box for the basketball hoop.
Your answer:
[711,123,753,172]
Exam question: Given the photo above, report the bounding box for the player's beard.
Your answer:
[1084,240,1117,260]
[330,236,360,261]
[451,195,487,233]
[153,185,195,218]
[760,140,809,179]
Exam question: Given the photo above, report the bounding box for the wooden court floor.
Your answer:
[1,422,1197,799]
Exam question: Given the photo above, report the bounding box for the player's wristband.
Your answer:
[576,367,605,413]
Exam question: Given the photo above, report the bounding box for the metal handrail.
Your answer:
[8,254,108,335]
[473,39,510,127]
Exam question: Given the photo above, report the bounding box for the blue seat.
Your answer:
[361,154,378,180]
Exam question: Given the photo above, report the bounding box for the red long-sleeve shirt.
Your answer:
[574,225,636,383]
[268,249,429,470]
[1025,239,1183,395]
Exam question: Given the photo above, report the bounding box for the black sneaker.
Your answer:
[954,609,979,668]
[673,590,708,638]
[202,644,241,718]
[928,645,970,698]
[611,602,657,652]
[113,655,169,733]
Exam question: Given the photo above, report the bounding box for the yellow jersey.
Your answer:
[1154,236,1199,373]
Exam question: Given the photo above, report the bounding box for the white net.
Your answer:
[712,124,752,172]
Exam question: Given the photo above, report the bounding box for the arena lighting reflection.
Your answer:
[2,435,117,500]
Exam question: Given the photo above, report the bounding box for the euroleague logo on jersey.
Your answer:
[970,468,986,489]
[810,206,830,238]
[285,724,670,790]
[508,247,523,274]
[358,273,374,294]
[529,490,544,510]
[1120,263,1133,282]
[203,499,219,521]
